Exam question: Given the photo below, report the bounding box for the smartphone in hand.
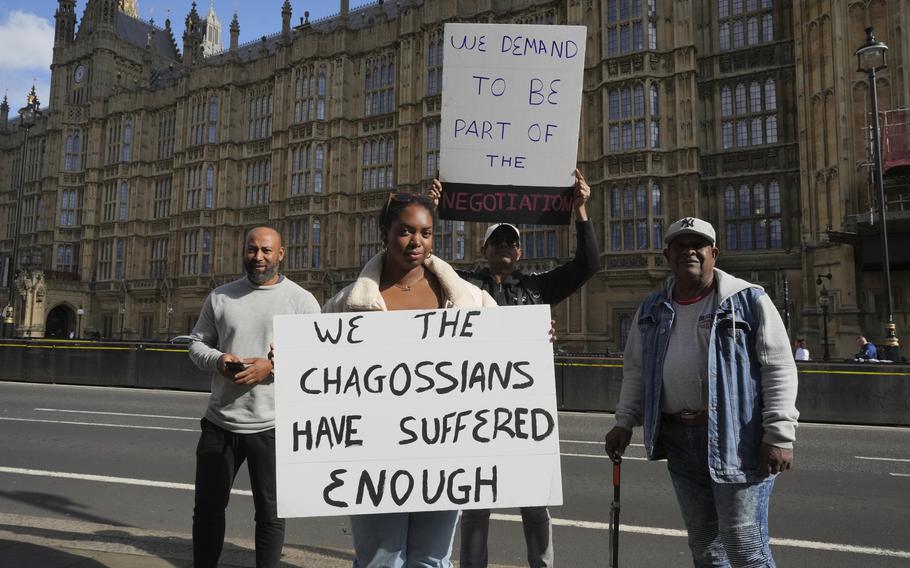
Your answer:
[225,361,248,373]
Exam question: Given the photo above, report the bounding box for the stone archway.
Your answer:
[45,304,75,339]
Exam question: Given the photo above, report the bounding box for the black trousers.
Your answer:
[192,418,285,568]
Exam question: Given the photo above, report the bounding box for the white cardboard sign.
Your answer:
[439,23,587,189]
[273,305,562,518]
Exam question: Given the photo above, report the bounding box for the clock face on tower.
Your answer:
[74,65,85,84]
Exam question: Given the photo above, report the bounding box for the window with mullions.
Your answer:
[64,129,82,171]
[436,219,465,261]
[293,67,327,123]
[247,90,273,140]
[59,189,80,227]
[102,182,128,222]
[244,159,270,206]
[362,138,393,192]
[609,182,663,251]
[718,0,773,51]
[181,229,211,276]
[719,79,778,150]
[518,225,557,259]
[723,181,782,250]
[105,119,122,165]
[55,243,78,273]
[425,120,440,178]
[606,0,656,57]
[364,55,395,116]
[607,83,659,151]
[188,96,206,147]
[122,119,132,162]
[285,217,322,269]
[186,165,203,210]
[360,216,380,265]
[149,238,168,279]
[290,144,325,195]
[157,111,176,159]
[427,32,444,96]
[154,177,172,219]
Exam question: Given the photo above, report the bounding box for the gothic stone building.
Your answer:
[0,0,908,359]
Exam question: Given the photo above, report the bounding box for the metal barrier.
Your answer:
[1,341,908,426]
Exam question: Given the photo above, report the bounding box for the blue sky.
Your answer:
[0,1,372,109]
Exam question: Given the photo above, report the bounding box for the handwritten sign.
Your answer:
[273,305,562,518]
[439,23,587,225]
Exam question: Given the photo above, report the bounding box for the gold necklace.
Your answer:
[389,270,426,292]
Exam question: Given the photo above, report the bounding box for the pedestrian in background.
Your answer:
[604,217,799,567]
[855,336,878,360]
[794,339,810,361]
[188,225,321,568]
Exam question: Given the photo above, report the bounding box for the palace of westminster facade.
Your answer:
[0,0,908,358]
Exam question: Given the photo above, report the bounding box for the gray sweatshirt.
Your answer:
[188,275,321,433]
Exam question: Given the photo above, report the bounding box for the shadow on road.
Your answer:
[0,489,123,527]
[0,539,110,567]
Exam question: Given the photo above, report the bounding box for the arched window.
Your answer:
[119,181,129,221]
[650,84,659,115]
[721,86,733,117]
[764,79,777,110]
[317,71,326,120]
[314,145,324,193]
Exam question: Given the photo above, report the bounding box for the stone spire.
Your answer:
[229,11,239,52]
[182,2,203,64]
[119,0,139,17]
[282,0,292,37]
[0,95,9,131]
[202,0,222,56]
[55,0,77,46]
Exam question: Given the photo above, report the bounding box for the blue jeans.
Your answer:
[460,507,553,567]
[350,510,458,567]
[662,421,776,568]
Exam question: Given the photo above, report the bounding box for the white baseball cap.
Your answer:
[482,223,521,246]
[664,217,716,245]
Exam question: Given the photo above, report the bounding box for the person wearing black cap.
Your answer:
[431,169,600,568]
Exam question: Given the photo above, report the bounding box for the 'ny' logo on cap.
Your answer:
[681,218,696,228]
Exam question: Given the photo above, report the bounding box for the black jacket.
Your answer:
[456,220,600,307]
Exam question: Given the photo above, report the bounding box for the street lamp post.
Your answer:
[76,306,84,339]
[819,284,831,362]
[4,87,41,338]
[166,305,174,339]
[856,27,900,361]
[118,302,126,341]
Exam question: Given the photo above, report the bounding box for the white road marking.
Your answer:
[890,473,910,477]
[1,466,907,559]
[0,466,251,496]
[855,456,910,463]
[561,453,647,461]
[561,440,645,448]
[0,416,196,432]
[489,514,910,558]
[34,408,198,420]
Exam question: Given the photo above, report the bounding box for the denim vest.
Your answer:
[637,285,767,482]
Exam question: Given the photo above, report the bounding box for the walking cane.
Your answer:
[609,455,621,567]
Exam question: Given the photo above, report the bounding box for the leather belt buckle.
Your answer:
[664,410,708,426]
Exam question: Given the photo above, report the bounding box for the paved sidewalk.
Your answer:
[0,513,352,567]
[0,513,520,567]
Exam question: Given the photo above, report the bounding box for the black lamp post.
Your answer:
[76,306,84,339]
[118,302,126,341]
[4,86,41,338]
[856,27,900,361]
[817,272,833,361]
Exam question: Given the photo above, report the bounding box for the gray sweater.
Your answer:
[189,276,320,433]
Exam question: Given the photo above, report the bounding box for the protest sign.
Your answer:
[273,304,562,518]
[439,23,587,225]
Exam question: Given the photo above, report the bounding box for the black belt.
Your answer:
[662,411,708,426]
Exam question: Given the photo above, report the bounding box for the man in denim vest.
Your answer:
[604,217,799,567]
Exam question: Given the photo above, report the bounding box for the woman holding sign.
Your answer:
[323,192,497,567]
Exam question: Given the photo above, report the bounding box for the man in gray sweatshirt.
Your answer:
[188,225,320,568]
